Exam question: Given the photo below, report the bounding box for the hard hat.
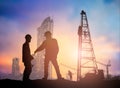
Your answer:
[25,34,32,39]
[44,31,52,36]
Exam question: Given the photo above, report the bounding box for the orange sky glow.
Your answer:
[0,30,119,80]
[0,0,120,81]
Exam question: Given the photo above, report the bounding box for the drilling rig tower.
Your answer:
[77,10,98,81]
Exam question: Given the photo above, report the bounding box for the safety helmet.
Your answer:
[44,31,52,37]
[25,34,32,39]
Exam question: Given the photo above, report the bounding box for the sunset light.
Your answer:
[0,0,120,82]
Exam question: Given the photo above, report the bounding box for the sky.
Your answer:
[0,0,120,80]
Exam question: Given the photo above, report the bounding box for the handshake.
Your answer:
[34,50,37,54]
[31,50,38,56]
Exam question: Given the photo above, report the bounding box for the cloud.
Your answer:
[104,0,120,8]
[0,17,23,52]
[93,36,120,75]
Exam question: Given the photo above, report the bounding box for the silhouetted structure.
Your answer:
[12,58,20,76]
[97,60,111,79]
[22,34,33,81]
[31,17,53,79]
[77,10,98,81]
[34,31,62,80]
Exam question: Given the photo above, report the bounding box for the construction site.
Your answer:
[0,10,120,88]
[5,10,119,81]
[76,10,111,81]
[29,10,114,82]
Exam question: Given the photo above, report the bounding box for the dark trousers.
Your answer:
[44,58,61,79]
[23,62,32,81]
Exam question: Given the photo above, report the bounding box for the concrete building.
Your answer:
[12,57,20,77]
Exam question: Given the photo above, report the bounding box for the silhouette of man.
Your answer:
[22,34,33,81]
[68,70,72,80]
[34,31,62,80]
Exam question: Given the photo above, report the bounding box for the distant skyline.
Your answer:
[0,0,120,80]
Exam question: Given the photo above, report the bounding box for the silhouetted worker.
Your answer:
[78,26,82,36]
[34,31,63,80]
[22,34,33,81]
[68,70,72,80]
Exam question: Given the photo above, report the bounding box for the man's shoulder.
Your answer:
[52,38,57,41]
[23,42,28,47]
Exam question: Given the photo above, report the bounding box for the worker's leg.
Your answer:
[51,59,62,79]
[43,58,49,79]
[23,63,32,81]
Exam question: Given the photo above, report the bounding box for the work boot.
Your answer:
[57,77,64,80]
[42,77,47,80]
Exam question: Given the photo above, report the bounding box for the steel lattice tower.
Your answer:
[77,10,98,81]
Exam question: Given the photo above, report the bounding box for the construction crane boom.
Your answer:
[96,60,111,79]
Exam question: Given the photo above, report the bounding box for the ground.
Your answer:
[0,79,120,88]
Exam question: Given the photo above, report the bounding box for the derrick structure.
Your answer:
[77,10,98,81]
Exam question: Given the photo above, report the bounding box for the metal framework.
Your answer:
[96,60,111,79]
[77,10,98,81]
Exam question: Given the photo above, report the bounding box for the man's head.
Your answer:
[25,34,32,43]
[44,31,52,39]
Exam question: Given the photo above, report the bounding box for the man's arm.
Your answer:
[34,41,46,54]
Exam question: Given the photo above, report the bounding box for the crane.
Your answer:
[60,59,111,80]
[96,60,111,79]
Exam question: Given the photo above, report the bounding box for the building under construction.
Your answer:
[31,17,53,79]
[30,11,109,81]
[12,57,20,77]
